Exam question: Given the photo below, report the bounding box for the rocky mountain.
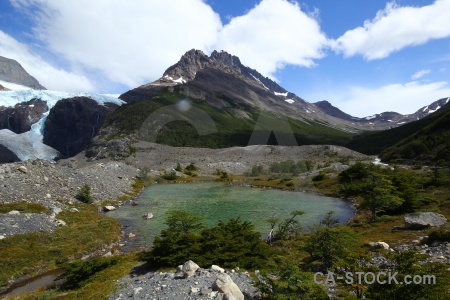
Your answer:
[379,100,450,164]
[43,97,119,158]
[346,98,450,157]
[313,97,450,129]
[0,90,124,162]
[0,56,46,90]
[121,49,449,134]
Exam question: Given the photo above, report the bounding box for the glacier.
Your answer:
[0,90,125,161]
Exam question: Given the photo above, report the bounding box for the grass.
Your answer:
[5,254,140,300]
[0,202,48,214]
[0,203,121,288]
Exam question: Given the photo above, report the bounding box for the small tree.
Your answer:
[304,211,357,270]
[175,163,182,172]
[164,210,205,235]
[76,184,94,204]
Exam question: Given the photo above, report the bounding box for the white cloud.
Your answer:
[0,30,95,92]
[212,0,328,78]
[332,81,450,117]
[11,0,222,89]
[332,0,450,60]
[411,69,431,80]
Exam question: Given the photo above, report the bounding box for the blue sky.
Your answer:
[1,0,450,117]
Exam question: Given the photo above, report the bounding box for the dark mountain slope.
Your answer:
[345,99,450,158]
[380,102,450,164]
[98,89,353,150]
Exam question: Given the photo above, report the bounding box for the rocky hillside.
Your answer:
[0,56,45,90]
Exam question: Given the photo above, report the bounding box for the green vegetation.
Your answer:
[0,204,121,288]
[75,184,94,204]
[3,157,450,299]
[149,210,271,269]
[0,202,48,214]
[346,100,450,165]
[102,88,353,149]
[59,256,120,289]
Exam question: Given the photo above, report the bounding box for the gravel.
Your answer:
[109,267,260,300]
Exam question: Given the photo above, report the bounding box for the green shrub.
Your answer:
[162,171,177,180]
[59,257,120,289]
[76,184,94,204]
[185,163,197,172]
[427,230,450,245]
[149,211,270,269]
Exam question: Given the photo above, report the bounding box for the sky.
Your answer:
[0,0,450,117]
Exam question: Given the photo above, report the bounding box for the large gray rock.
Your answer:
[43,97,118,158]
[0,99,48,134]
[212,273,244,300]
[0,144,20,163]
[404,212,447,229]
[182,260,200,277]
[0,56,46,89]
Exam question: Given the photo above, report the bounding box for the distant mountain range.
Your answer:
[0,51,449,164]
[121,49,449,131]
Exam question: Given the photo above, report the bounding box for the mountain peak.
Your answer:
[210,50,242,67]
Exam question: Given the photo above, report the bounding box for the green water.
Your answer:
[106,182,354,249]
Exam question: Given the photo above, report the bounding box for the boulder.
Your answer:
[17,166,27,173]
[212,273,244,300]
[56,219,66,227]
[211,265,225,273]
[144,213,154,220]
[70,208,79,213]
[8,210,20,215]
[0,144,20,164]
[103,205,116,212]
[367,241,390,250]
[404,212,447,229]
[182,260,200,277]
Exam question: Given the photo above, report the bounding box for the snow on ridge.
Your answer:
[0,80,35,91]
[274,91,288,97]
[446,97,449,103]
[365,115,376,120]
[285,99,295,104]
[422,105,429,112]
[249,73,269,90]
[428,105,440,114]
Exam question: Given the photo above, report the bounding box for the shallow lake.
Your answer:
[106,182,354,249]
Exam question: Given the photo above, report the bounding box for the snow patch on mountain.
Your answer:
[164,75,186,84]
[249,73,269,90]
[0,80,34,91]
[428,106,440,114]
[285,99,295,104]
[274,92,288,97]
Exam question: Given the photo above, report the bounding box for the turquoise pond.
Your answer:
[105,182,354,249]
